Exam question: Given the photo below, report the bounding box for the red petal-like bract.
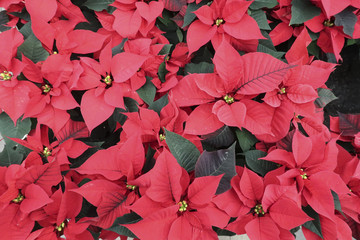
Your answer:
[238,52,292,95]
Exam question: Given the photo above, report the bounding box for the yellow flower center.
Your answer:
[279,87,286,94]
[55,222,66,232]
[42,147,52,157]
[254,204,265,216]
[126,184,137,191]
[300,169,308,179]
[215,18,224,26]
[0,71,13,81]
[42,84,51,93]
[224,95,234,104]
[323,19,334,27]
[103,75,112,85]
[12,193,24,203]
[178,200,188,212]
[159,134,166,141]
[53,51,58,54]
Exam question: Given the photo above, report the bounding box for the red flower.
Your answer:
[172,40,292,135]
[125,150,229,240]
[214,166,311,239]
[186,0,263,54]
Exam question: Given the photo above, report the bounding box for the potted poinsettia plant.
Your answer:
[0,0,360,239]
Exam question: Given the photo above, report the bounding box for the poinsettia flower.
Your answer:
[305,11,360,62]
[25,0,87,50]
[125,149,230,240]
[75,41,147,132]
[172,40,292,135]
[186,0,263,54]
[213,166,311,239]
[0,28,38,123]
[261,130,350,220]
[111,0,164,38]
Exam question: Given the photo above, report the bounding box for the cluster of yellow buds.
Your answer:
[323,19,335,27]
[279,87,286,94]
[41,84,51,93]
[178,200,188,212]
[55,222,66,232]
[159,134,166,141]
[215,18,224,27]
[254,204,265,216]
[103,75,112,85]
[224,95,235,104]
[12,193,24,203]
[0,71,13,81]
[300,169,308,179]
[42,147,52,157]
[126,184,137,191]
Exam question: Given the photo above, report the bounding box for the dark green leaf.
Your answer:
[236,128,258,152]
[0,112,32,148]
[108,108,127,131]
[184,62,214,74]
[257,31,285,59]
[9,8,30,22]
[148,94,169,115]
[331,190,346,217]
[83,0,115,11]
[250,0,278,10]
[290,0,321,25]
[112,38,127,56]
[176,28,183,42]
[335,7,358,37]
[107,212,141,238]
[250,10,271,30]
[124,97,139,112]
[244,150,277,176]
[18,33,49,63]
[165,129,200,172]
[182,1,208,28]
[0,11,11,32]
[214,226,236,236]
[302,205,323,239]
[158,61,168,83]
[0,145,23,166]
[158,44,173,55]
[19,22,32,39]
[201,126,236,150]
[136,77,156,105]
[307,40,321,59]
[315,88,338,108]
[195,143,236,194]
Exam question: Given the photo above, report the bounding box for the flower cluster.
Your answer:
[0,0,360,239]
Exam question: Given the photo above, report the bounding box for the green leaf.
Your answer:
[124,97,139,112]
[236,128,258,152]
[315,88,338,108]
[112,38,127,56]
[148,94,169,115]
[244,150,277,177]
[158,44,173,55]
[184,62,214,74]
[83,0,115,11]
[165,129,200,172]
[182,1,208,28]
[195,143,236,194]
[18,33,49,63]
[176,28,183,42]
[0,11,11,32]
[290,0,321,25]
[331,190,346,217]
[201,126,236,150]
[158,61,168,83]
[0,145,23,167]
[107,213,141,238]
[250,0,278,10]
[0,112,32,148]
[250,10,271,30]
[257,31,285,59]
[302,205,324,239]
[335,7,358,37]
[307,40,321,59]
[136,77,156,105]
[19,22,32,39]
